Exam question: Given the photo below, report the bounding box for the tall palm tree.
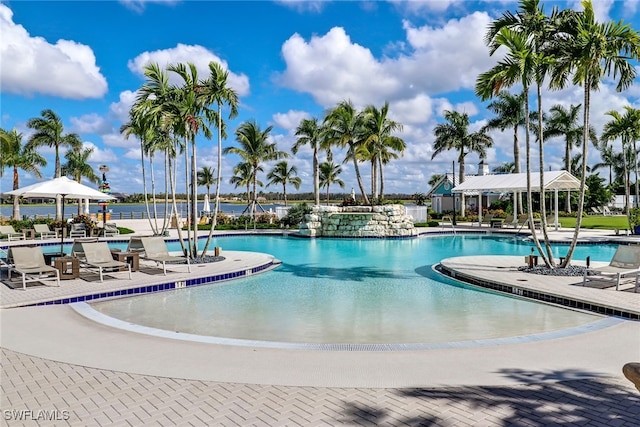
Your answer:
[26,109,82,220]
[478,0,557,267]
[0,128,47,220]
[199,61,239,257]
[197,166,216,202]
[482,90,526,214]
[293,117,325,206]
[592,142,617,186]
[601,108,640,226]
[544,104,584,212]
[431,110,493,213]
[230,161,262,204]
[267,161,301,206]
[319,161,344,205]
[61,146,100,215]
[550,0,640,265]
[362,102,405,202]
[224,121,288,219]
[323,100,370,205]
[168,62,214,257]
[428,174,444,188]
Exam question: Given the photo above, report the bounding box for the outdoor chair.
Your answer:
[33,224,57,239]
[71,237,99,262]
[69,223,87,238]
[81,241,131,282]
[7,246,60,290]
[128,236,191,275]
[0,225,25,241]
[583,245,640,292]
[479,213,493,227]
[503,214,516,228]
[103,222,120,237]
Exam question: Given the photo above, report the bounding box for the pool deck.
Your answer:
[1,222,640,425]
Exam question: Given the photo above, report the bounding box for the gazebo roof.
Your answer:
[451,170,581,194]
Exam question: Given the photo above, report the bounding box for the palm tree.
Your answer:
[428,174,444,188]
[482,90,526,213]
[267,161,301,206]
[544,104,584,212]
[323,100,370,205]
[362,102,405,202]
[0,128,47,220]
[26,109,82,220]
[492,162,516,173]
[431,110,493,213]
[199,61,239,257]
[478,0,556,267]
[293,117,325,206]
[168,62,214,257]
[550,0,640,265]
[230,161,262,203]
[319,161,344,205]
[601,108,640,226]
[592,142,617,186]
[197,166,216,202]
[224,121,288,219]
[60,146,100,215]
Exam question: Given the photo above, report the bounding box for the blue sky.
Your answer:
[2,0,640,197]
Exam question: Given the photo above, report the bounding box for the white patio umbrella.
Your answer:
[203,193,211,213]
[6,177,116,254]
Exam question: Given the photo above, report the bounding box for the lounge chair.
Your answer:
[479,213,494,227]
[69,223,87,238]
[7,246,60,290]
[503,214,516,228]
[81,241,131,282]
[128,236,191,275]
[33,224,57,239]
[71,237,99,261]
[583,245,640,291]
[103,222,120,237]
[0,225,25,241]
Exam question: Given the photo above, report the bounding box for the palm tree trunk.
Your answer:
[203,105,224,257]
[283,183,288,206]
[379,157,385,200]
[313,149,320,206]
[536,82,554,266]
[458,150,465,215]
[513,125,523,215]
[191,141,198,256]
[352,153,369,205]
[561,83,591,267]
[184,138,193,258]
[634,141,639,208]
[12,166,20,220]
[169,154,187,256]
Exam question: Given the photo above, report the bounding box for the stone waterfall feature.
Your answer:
[299,205,416,238]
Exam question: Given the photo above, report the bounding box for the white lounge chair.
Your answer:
[103,222,120,237]
[0,225,25,241]
[583,245,640,291]
[7,246,60,290]
[81,241,131,282]
[69,223,87,238]
[128,236,191,275]
[33,224,57,239]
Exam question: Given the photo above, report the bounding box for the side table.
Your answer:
[54,256,80,280]
[111,250,139,272]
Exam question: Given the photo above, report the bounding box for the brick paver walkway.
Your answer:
[2,348,639,426]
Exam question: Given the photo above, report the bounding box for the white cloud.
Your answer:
[109,90,138,123]
[272,110,310,133]
[127,43,250,96]
[274,0,326,13]
[118,0,180,13]
[70,114,113,135]
[0,4,108,99]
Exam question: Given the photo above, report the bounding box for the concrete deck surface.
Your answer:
[1,222,640,425]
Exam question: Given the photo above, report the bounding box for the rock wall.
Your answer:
[299,205,416,238]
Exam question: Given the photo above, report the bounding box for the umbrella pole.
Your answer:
[60,195,66,255]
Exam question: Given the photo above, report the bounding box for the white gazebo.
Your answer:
[451,170,582,230]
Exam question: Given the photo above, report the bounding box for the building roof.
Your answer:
[452,170,581,194]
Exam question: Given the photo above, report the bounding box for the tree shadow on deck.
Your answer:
[339,369,639,426]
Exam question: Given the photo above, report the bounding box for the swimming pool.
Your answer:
[91,235,612,346]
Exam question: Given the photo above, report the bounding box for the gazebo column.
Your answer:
[555,188,559,231]
[513,192,518,225]
[478,191,482,226]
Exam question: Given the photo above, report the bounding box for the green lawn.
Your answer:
[558,215,630,230]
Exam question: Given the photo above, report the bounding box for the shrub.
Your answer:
[282,203,312,227]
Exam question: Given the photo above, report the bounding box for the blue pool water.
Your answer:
[91,235,613,345]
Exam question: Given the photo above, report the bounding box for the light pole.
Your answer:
[99,165,110,234]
